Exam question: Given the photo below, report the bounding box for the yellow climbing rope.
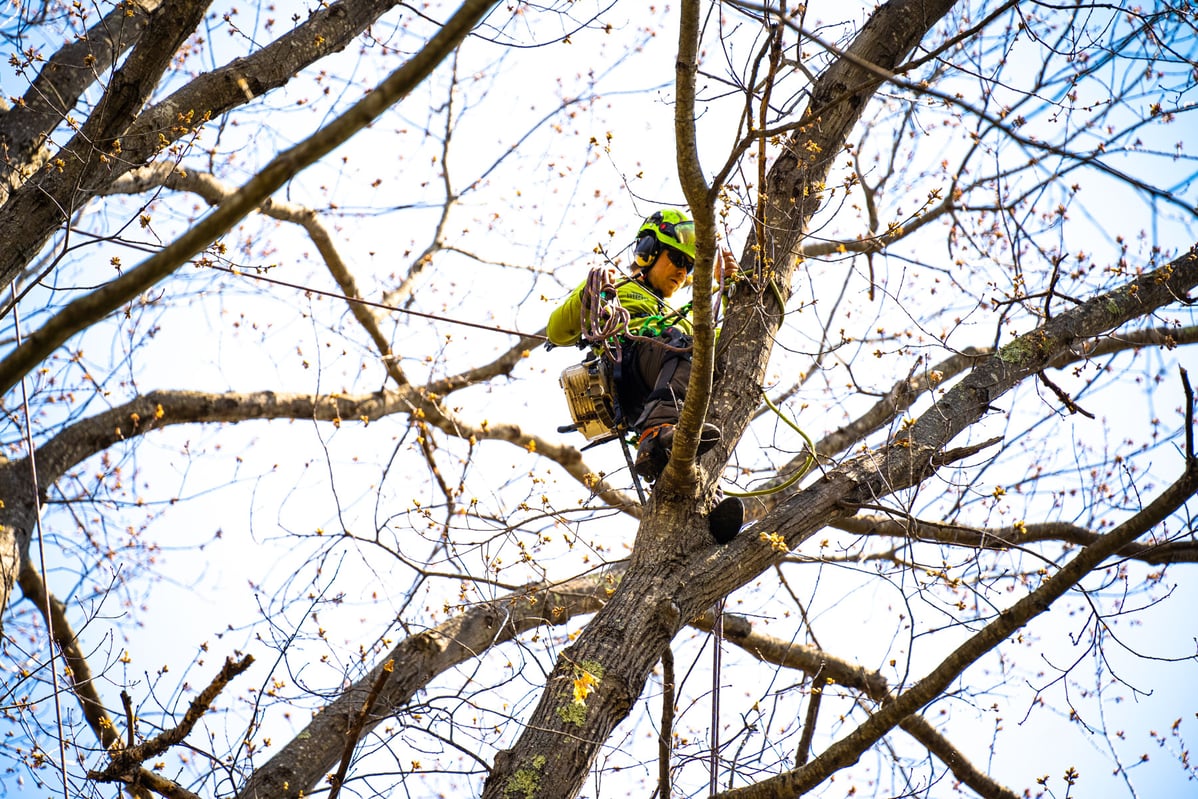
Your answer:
[725,388,816,498]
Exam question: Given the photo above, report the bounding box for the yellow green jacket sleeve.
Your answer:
[547,282,586,346]
[547,276,696,347]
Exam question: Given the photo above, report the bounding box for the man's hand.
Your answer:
[717,249,738,284]
[590,265,621,287]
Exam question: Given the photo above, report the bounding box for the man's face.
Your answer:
[645,249,692,297]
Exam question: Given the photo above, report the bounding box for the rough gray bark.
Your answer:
[0,0,212,287]
[0,0,163,205]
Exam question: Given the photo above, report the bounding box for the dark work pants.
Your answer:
[613,327,693,435]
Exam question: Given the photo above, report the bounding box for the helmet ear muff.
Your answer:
[633,233,661,269]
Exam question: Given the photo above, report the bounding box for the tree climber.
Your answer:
[547,208,744,544]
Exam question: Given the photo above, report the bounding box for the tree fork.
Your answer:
[480,234,1196,798]
[481,2,975,796]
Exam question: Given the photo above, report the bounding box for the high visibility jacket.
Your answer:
[547,277,693,347]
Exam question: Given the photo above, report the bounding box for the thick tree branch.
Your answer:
[0,0,212,290]
[236,571,610,799]
[326,658,396,799]
[793,665,823,768]
[718,436,1198,798]
[0,0,499,398]
[27,388,409,488]
[0,0,163,204]
[834,514,1198,565]
[103,769,201,799]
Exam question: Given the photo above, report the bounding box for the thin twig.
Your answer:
[795,664,825,767]
[1037,370,1096,418]
[90,655,254,782]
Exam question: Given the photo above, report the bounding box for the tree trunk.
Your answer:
[477,0,1198,778]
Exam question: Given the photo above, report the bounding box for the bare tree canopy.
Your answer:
[0,1,1194,798]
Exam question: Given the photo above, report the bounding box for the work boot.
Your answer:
[633,423,723,483]
[708,495,744,545]
[633,424,672,483]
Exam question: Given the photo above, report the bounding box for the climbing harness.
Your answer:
[557,265,694,502]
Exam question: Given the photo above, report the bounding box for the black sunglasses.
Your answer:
[666,248,694,273]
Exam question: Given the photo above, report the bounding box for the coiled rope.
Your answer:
[579,268,630,362]
[579,267,694,358]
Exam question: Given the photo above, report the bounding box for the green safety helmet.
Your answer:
[633,209,696,271]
